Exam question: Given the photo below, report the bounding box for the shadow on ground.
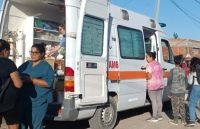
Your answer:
[43,102,174,129]
[43,119,90,129]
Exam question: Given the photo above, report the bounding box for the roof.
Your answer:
[168,38,200,48]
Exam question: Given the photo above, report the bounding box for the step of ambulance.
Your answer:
[45,102,62,120]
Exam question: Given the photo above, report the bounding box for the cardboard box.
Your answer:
[55,81,64,91]
[45,58,55,70]
[54,59,64,71]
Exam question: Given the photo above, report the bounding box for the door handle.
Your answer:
[141,66,146,70]
[163,68,167,71]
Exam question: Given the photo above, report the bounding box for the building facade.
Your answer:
[168,39,200,58]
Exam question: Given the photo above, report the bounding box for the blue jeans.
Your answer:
[189,85,200,121]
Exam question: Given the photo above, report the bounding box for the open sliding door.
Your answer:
[0,0,8,37]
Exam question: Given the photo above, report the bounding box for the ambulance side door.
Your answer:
[0,0,8,37]
[158,35,174,101]
[76,0,109,105]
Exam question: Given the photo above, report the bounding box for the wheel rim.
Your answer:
[101,105,113,124]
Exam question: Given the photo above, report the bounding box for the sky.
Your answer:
[0,0,3,10]
[110,0,200,40]
[0,0,199,40]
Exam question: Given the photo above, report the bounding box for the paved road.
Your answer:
[1,104,200,129]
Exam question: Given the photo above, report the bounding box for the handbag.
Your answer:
[0,78,11,102]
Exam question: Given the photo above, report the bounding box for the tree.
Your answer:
[173,32,178,39]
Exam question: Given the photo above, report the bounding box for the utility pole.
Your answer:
[155,0,160,21]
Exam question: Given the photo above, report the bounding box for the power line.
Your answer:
[181,1,200,20]
[194,0,200,4]
[170,0,200,21]
[170,0,200,25]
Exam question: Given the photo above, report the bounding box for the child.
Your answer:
[146,52,164,122]
[167,55,188,125]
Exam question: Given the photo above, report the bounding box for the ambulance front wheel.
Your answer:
[89,96,117,129]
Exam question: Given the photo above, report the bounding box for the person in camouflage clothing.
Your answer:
[167,55,188,125]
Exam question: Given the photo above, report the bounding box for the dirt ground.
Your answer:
[1,103,200,129]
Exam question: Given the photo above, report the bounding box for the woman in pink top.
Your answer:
[181,58,189,76]
[146,52,164,122]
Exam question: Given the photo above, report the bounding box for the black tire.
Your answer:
[89,96,117,129]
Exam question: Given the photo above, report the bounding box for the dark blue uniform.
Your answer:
[18,60,54,129]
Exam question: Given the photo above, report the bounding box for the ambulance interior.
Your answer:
[143,28,157,54]
[1,0,66,103]
[143,28,158,104]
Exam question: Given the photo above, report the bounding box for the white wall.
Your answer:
[4,1,64,32]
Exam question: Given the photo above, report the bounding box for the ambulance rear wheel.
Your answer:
[89,96,117,129]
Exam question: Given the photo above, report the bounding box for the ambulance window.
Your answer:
[118,26,145,59]
[145,38,151,53]
[81,16,104,56]
[161,39,174,64]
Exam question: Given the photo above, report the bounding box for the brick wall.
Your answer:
[171,47,186,57]
[169,39,200,58]
[171,47,200,58]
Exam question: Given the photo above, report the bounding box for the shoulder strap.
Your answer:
[0,78,11,102]
[1,78,11,90]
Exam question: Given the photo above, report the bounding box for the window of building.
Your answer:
[81,16,104,56]
[118,26,145,59]
[193,48,199,55]
[161,39,174,64]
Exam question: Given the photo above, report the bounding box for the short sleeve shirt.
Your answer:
[59,36,66,47]
[146,61,164,90]
[0,58,19,112]
[18,60,54,107]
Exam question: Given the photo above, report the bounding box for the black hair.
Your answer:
[31,42,46,59]
[174,55,183,65]
[190,57,200,73]
[146,51,156,60]
[180,57,186,67]
[59,23,65,29]
[0,39,10,52]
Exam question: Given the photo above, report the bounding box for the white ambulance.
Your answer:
[0,0,175,129]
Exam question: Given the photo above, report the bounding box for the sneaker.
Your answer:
[185,121,195,127]
[146,117,158,122]
[168,120,178,125]
[158,116,163,121]
[187,117,199,122]
[181,121,187,125]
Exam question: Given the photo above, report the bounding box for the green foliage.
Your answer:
[173,32,178,39]
[59,47,65,58]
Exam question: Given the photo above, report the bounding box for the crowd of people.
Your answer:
[0,34,200,129]
[0,39,54,129]
[0,19,66,129]
[146,52,200,127]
